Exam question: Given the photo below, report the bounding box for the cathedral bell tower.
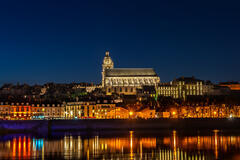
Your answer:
[102,51,114,87]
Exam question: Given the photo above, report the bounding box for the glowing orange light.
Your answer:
[18,137,21,158]
[13,138,16,157]
[129,112,133,116]
[172,111,176,115]
[23,136,26,158]
[28,137,31,157]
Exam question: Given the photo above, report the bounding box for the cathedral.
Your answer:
[102,51,160,95]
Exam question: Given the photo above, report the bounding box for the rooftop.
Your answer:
[105,68,158,77]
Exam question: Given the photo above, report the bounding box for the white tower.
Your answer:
[102,51,114,87]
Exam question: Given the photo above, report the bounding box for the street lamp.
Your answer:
[129,111,133,119]
[214,111,217,118]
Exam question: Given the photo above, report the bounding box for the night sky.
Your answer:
[0,0,239,85]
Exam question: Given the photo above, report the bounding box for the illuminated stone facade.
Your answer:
[136,107,156,119]
[0,103,10,120]
[157,77,209,99]
[102,51,160,95]
[31,104,65,120]
[157,78,231,99]
[65,101,116,119]
[106,107,129,119]
[0,103,65,120]
[41,104,65,120]
[9,103,32,120]
[102,51,114,87]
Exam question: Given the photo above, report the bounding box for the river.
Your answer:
[0,130,240,159]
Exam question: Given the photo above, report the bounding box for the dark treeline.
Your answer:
[0,82,97,104]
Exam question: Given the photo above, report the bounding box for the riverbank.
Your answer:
[1,118,240,134]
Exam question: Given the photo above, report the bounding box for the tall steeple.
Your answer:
[102,51,114,87]
[105,51,110,56]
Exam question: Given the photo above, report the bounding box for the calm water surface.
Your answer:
[0,130,240,160]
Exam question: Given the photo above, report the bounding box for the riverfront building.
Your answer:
[9,103,32,120]
[43,104,65,120]
[107,107,130,119]
[136,107,156,119]
[0,103,10,120]
[65,100,116,119]
[29,104,65,120]
[0,102,157,120]
[102,51,160,95]
[0,102,65,120]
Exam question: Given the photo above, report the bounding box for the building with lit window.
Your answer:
[157,83,179,98]
[102,51,160,95]
[9,103,32,120]
[44,104,65,120]
[0,103,65,120]
[65,100,116,119]
[136,107,156,119]
[0,103,10,120]
[31,104,45,119]
[106,107,130,119]
[157,77,214,99]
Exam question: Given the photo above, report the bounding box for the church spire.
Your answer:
[102,51,114,87]
[105,51,110,56]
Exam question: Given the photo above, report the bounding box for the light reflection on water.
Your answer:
[0,130,240,159]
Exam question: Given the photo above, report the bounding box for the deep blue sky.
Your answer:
[0,0,239,85]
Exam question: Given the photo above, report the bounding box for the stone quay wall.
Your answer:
[1,119,240,133]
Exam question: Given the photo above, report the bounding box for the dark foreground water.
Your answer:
[0,130,240,160]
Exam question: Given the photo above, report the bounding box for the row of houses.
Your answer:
[158,105,240,119]
[0,102,65,120]
[2,101,240,120]
[0,101,156,120]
